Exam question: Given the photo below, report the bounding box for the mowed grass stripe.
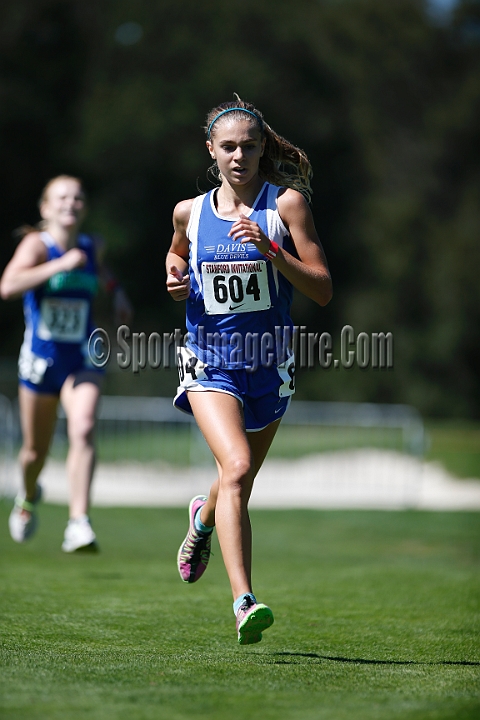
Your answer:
[0,503,479,720]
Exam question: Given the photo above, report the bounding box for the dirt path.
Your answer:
[6,449,480,510]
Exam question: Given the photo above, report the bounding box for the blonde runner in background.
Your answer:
[1,175,132,551]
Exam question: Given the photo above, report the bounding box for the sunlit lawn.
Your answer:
[1,503,479,720]
[425,422,480,480]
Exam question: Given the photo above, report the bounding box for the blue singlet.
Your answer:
[18,232,101,395]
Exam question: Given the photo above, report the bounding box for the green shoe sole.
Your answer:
[237,604,274,645]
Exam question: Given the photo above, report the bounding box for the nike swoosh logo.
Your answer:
[229,303,244,311]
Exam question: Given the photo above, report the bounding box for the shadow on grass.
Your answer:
[273,653,480,666]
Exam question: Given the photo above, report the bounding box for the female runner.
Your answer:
[0,175,132,551]
[166,97,332,644]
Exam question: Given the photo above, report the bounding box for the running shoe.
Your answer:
[62,514,98,553]
[177,495,212,583]
[9,485,42,543]
[236,595,274,645]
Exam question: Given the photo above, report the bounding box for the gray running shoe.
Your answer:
[9,485,42,543]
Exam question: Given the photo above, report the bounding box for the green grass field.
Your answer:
[425,423,480,480]
[1,503,479,720]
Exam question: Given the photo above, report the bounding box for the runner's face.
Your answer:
[207,119,265,187]
[41,179,86,228]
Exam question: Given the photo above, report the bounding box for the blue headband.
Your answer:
[207,107,262,138]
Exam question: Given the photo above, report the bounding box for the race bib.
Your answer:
[177,346,209,388]
[278,353,296,397]
[201,260,271,315]
[18,345,49,385]
[37,298,88,342]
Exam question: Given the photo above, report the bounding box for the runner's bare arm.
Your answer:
[166,199,193,302]
[0,233,86,300]
[228,189,332,307]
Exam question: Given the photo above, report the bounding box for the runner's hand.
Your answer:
[228,214,270,254]
[167,265,191,301]
[60,248,88,272]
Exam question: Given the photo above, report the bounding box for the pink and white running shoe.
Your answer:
[177,495,212,583]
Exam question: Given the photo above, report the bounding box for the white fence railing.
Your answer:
[1,394,425,507]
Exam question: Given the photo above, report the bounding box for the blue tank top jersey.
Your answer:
[185,182,296,369]
[20,232,98,368]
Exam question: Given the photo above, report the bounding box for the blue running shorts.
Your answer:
[18,344,103,396]
[174,346,295,432]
